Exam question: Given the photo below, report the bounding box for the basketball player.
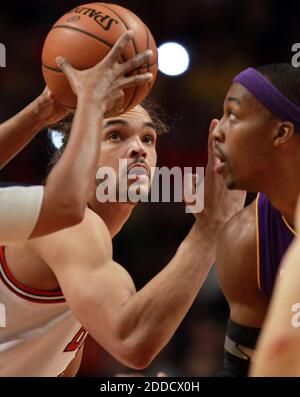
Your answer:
[212,64,300,376]
[0,31,151,245]
[250,195,300,376]
[0,53,246,375]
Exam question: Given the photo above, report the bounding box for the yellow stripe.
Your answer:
[255,193,262,292]
[281,216,299,237]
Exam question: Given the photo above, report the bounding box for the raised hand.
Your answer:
[55,30,153,115]
[34,87,70,125]
[196,119,246,230]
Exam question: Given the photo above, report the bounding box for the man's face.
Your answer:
[96,105,158,202]
[212,83,280,191]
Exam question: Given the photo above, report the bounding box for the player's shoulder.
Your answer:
[29,208,112,255]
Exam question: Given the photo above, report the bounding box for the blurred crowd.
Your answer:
[0,0,299,376]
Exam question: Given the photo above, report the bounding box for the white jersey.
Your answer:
[0,246,87,376]
[0,186,43,245]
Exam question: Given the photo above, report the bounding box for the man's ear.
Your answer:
[273,122,295,147]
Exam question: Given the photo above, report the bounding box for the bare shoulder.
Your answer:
[28,208,113,270]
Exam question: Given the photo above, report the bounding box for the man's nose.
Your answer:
[128,137,147,159]
[212,120,225,145]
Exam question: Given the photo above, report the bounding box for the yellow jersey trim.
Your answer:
[281,216,298,237]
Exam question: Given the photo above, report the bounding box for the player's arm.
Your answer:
[31,32,152,238]
[0,88,69,169]
[215,202,269,329]
[250,198,300,376]
[0,32,153,242]
[31,209,231,370]
[31,122,246,369]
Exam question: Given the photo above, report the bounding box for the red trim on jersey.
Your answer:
[0,246,65,304]
[63,326,88,352]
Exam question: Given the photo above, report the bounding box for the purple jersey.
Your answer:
[256,193,296,297]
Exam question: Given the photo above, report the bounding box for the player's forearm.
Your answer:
[0,97,47,168]
[46,97,104,205]
[118,216,218,366]
[34,98,104,235]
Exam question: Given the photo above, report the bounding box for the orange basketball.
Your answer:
[42,3,158,115]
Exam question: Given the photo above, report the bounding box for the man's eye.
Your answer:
[143,135,155,145]
[228,110,237,122]
[108,132,121,142]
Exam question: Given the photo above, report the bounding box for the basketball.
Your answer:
[42,3,158,114]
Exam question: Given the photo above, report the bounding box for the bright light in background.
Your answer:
[48,129,64,150]
[158,42,190,76]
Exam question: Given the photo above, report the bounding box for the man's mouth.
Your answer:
[127,164,150,181]
[213,146,228,174]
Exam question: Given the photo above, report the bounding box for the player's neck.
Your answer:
[89,199,134,237]
[263,164,300,226]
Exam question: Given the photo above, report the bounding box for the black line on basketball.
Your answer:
[42,64,62,73]
[52,25,113,49]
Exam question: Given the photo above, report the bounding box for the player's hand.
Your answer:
[195,119,246,231]
[56,30,153,115]
[34,87,70,125]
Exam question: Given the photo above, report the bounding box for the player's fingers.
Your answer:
[183,173,198,206]
[117,72,153,89]
[103,30,134,64]
[208,119,219,148]
[56,56,76,80]
[120,50,153,75]
[207,119,220,166]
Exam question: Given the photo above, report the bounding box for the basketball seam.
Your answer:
[145,25,150,74]
[97,3,138,113]
[45,24,126,72]
[145,25,151,92]
[42,61,157,73]
[52,24,114,49]
[42,64,62,73]
[140,60,158,68]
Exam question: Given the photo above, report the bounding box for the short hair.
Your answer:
[255,63,300,107]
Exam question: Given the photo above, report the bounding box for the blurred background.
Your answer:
[0,0,299,376]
